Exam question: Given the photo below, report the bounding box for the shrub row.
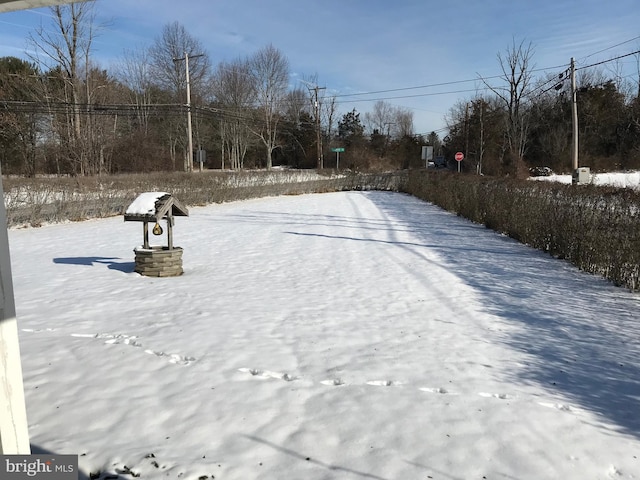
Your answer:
[404,171,640,291]
[3,170,408,228]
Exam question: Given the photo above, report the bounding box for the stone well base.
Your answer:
[134,246,183,277]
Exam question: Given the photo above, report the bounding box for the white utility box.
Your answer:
[572,167,591,185]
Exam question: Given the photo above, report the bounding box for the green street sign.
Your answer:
[331,147,345,152]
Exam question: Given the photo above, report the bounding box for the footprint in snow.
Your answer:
[539,401,574,412]
[105,336,142,347]
[72,332,142,347]
[607,465,623,477]
[238,368,296,382]
[420,387,451,394]
[320,379,345,386]
[70,332,195,365]
[145,350,196,366]
[366,380,402,387]
[479,392,514,400]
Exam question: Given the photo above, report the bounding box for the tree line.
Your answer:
[444,40,640,176]
[0,2,425,176]
[1,2,639,177]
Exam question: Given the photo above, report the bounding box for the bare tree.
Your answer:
[248,44,289,170]
[635,49,640,99]
[394,107,414,138]
[28,0,98,175]
[364,101,414,139]
[149,22,209,94]
[0,60,39,176]
[364,100,396,134]
[481,38,535,176]
[211,58,255,169]
[322,95,338,147]
[149,22,210,171]
[285,86,309,119]
[116,47,155,135]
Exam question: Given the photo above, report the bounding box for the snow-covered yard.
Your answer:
[9,191,640,479]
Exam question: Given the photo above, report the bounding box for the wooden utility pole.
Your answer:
[299,80,326,170]
[312,86,326,170]
[174,52,203,173]
[384,122,395,157]
[185,52,194,172]
[571,57,579,171]
[465,102,470,165]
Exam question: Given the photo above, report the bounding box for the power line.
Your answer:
[5,47,640,139]
[526,64,572,99]
[335,86,496,104]
[576,49,640,71]
[0,99,257,123]
[331,63,569,100]
[332,77,499,98]
[494,47,640,102]
[581,35,640,61]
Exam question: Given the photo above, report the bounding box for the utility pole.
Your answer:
[312,85,326,170]
[464,102,470,166]
[571,57,579,172]
[173,52,203,173]
[299,80,326,170]
[384,122,395,156]
[301,82,326,170]
[478,101,484,175]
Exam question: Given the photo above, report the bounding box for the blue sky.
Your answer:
[1,0,640,135]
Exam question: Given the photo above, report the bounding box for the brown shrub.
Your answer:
[3,170,408,228]
[404,170,640,291]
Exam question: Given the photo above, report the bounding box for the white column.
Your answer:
[0,165,30,454]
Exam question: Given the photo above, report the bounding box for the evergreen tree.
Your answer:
[338,108,365,146]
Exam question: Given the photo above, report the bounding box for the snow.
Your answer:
[535,171,640,189]
[125,192,169,216]
[592,172,640,189]
[9,191,640,480]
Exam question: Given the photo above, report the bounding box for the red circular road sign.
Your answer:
[455,151,464,162]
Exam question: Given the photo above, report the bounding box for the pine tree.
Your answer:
[338,108,365,146]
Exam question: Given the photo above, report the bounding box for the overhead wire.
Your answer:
[576,49,640,71]
[331,63,569,100]
[580,35,640,61]
[3,40,640,137]
[337,87,496,104]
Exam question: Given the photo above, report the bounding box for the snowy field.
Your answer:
[9,191,640,480]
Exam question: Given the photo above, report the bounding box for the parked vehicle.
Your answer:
[529,166,553,177]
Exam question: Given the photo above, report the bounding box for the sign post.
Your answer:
[421,146,434,168]
[455,151,464,172]
[331,147,345,171]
